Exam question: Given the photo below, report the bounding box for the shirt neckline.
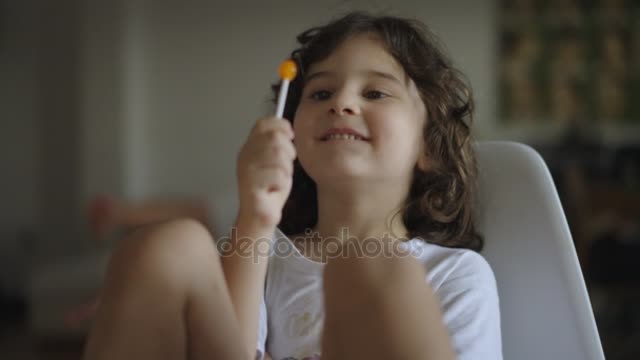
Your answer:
[272,228,427,274]
[273,227,326,274]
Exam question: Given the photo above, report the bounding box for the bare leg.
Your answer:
[321,249,455,360]
[83,219,246,360]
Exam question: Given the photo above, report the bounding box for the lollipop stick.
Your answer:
[275,79,290,118]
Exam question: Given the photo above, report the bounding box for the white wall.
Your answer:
[0,0,42,296]
[0,0,86,295]
[119,0,497,223]
[80,0,129,200]
[0,1,40,231]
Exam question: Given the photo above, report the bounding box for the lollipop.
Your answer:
[275,59,298,118]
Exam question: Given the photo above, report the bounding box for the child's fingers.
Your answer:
[240,128,295,166]
[252,116,294,139]
[273,136,297,162]
[235,116,296,227]
[252,166,293,192]
[260,142,296,168]
[245,130,296,169]
[254,154,293,177]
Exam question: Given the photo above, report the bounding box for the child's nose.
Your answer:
[329,105,356,116]
[329,91,359,116]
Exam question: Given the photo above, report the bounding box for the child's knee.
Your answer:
[106,218,219,289]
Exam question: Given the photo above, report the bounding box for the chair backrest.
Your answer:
[475,141,605,360]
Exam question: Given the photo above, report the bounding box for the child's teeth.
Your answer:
[327,134,362,140]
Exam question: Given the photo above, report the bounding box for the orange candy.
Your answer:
[279,59,298,81]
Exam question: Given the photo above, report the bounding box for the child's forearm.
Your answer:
[220,215,273,360]
[229,114,295,358]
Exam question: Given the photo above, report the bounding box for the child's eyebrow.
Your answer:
[305,70,405,86]
[367,70,405,86]
[304,70,339,84]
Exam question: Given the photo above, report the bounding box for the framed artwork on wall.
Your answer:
[498,0,640,130]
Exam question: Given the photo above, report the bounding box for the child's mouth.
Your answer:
[322,133,368,141]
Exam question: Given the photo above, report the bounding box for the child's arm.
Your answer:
[221,217,274,359]
[221,116,295,359]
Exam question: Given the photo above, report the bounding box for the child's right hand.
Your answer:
[236,116,296,231]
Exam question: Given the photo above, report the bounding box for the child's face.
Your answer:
[293,34,427,187]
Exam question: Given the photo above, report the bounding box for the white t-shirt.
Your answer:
[254,228,502,360]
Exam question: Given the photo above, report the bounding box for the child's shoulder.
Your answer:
[402,238,497,293]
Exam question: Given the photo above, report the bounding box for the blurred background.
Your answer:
[0,0,638,359]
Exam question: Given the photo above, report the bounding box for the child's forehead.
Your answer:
[305,33,408,83]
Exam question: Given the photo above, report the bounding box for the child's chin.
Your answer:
[312,164,370,182]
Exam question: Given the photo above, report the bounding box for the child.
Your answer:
[83,12,502,360]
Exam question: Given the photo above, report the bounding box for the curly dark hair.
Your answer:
[273,11,483,251]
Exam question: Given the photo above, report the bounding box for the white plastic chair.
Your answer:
[475,141,605,360]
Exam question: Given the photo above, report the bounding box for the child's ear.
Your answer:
[417,153,429,172]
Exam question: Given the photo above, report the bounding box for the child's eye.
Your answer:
[310,90,332,100]
[364,90,388,100]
